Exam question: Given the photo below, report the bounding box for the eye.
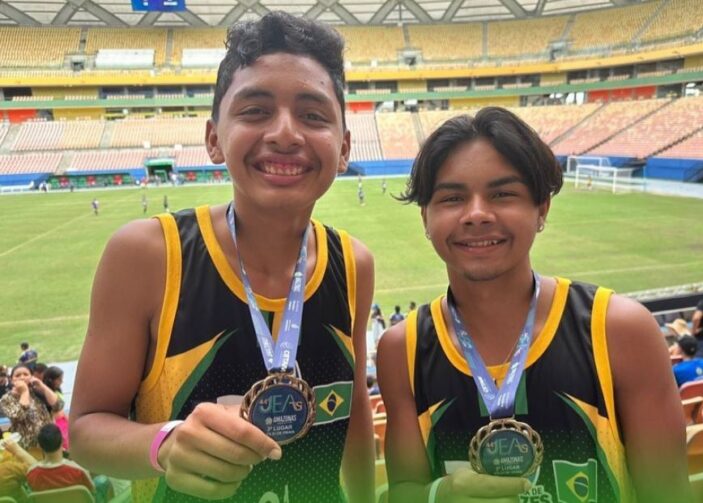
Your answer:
[493,191,516,199]
[302,111,327,123]
[239,107,268,117]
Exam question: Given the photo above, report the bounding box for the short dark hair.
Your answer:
[38,423,63,453]
[20,342,28,350]
[33,363,47,375]
[43,366,64,391]
[399,107,563,207]
[212,11,346,128]
[678,335,699,357]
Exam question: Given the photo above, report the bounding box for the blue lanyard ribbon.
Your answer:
[226,203,309,374]
[446,273,541,419]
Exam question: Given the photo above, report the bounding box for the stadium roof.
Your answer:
[0,0,648,26]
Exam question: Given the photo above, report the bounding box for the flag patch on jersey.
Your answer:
[314,381,353,425]
[553,458,597,503]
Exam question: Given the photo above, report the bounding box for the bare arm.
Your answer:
[4,437,38,466]
[342,238,375,503]
[692,306,703,336]
[377,323,526,503]
[70,218,279,499]
[608,294,692,503]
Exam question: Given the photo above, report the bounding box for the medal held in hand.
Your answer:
[447,273,544,477]
[227,204,316,445]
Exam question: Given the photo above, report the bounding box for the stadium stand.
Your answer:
[591,95,703,158]
[335,26,404,64]
[659,127,703,159]
[639,0,703,44]
[0,122,9,147]
[512,103,600,145]
[375,112,419,160]
[487,16,568,59]
[553,99,670,156]
[85,28,168,67]
[406,24,483,61]
[174,146,220,168]
[171,27,227,66]
[69,150,147,172]
[0,27,80,67]
[12,120,105,152]
[0,152,61,175]
[347,113,383,162]
[568,1,662,50]
[110,118,204,148]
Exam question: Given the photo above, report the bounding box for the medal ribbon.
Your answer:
[447,272,541,419]
[226,203,309,374]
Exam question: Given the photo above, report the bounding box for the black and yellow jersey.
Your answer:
[407,278,635,503]
[132,206,358,503]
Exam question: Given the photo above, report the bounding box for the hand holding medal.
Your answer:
[227,204,316,445]
[447,273,544,479]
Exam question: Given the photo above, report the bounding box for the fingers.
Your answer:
[191,403,282,461]
[447,468,529,498]
[160,402,283,499]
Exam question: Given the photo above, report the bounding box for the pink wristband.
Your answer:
[150,420,184,473]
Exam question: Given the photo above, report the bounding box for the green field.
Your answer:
[0,178,701,365]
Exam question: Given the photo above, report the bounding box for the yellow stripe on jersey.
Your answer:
[329,325,355,365]
[405,309,418,397]
[141,213,182,394]
[431,277,571,380]
[195,205,328,312]
[135,332,225,423]
[338,229,357,330]
[591,287,621,445]
[564,394,634,503]
[418,400,446,448]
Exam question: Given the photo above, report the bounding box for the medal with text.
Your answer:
[227,204,316,445]
[447,273,544,477]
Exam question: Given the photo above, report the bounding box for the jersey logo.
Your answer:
[313,381,353,425]
[553,458,598,503]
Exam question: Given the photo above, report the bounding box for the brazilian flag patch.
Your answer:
[313,381,353,425]
[553,458,598,503]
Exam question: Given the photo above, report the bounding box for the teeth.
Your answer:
[465,240,500,247]
[260,162,305,176]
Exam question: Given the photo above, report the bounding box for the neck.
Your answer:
[448,265,535,318]
[223,202,316,296]
[445,264,538,353]
[44,450,63,463]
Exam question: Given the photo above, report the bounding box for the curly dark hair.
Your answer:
[212,11,346,128]
[398,107,563,207]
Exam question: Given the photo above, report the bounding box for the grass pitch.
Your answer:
[0,177,701,364]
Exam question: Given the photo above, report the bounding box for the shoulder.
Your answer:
[377,321,407,366]
[605,293,660,344]
[349,237,373,275]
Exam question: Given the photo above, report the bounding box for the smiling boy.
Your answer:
[377,109,690,503]
[71,13,374,503]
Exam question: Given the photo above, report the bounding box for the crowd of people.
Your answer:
[0,342,114,502]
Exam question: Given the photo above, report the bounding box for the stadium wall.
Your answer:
[348,160,413,177]
[646,158,703,182]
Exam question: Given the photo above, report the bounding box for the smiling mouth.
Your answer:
[257,161,309,176]
[455,239,506,249]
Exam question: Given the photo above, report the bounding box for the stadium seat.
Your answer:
[27,485,95,503]
[682,381,703,425]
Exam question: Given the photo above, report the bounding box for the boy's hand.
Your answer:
[437,467,529,503]
[158,402,282,500]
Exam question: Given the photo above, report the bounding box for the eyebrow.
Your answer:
[231,86,334,108]
[433,176,525,193]
[487,175,525,188]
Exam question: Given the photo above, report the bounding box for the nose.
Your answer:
[459,196,495,226]
[264,109,304,150]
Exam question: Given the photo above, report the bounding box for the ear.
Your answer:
[205,119,225,165]
[537,197,551,225]
[337,129,351,175]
